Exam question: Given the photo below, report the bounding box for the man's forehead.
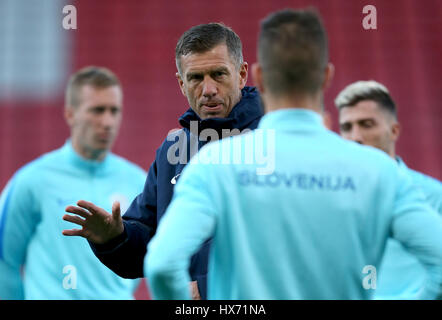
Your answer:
[180,44,235,73]
[339,100,384,121]
[79,84,121,96]
[77,85,122,107]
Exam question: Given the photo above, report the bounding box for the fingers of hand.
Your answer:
[63,214,86,227]
[112,201,121,219]
[77,200,109,217]
[65,205,91,219]
[62,228,84,237]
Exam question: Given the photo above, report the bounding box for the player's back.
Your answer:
[206,109,409,299]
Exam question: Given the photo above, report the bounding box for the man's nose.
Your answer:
[348,127,364,145]
[201,76,217,98]
[101,110,116,128]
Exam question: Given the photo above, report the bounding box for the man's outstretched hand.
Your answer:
[62,200,124,245]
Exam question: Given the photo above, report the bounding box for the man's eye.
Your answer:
[91,108,105,114]
[361,120,375,128]
[188,75,203,82]
[340,124,351,132]
[213,71,225,78]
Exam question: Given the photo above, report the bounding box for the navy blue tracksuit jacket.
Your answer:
[89,87,263,299]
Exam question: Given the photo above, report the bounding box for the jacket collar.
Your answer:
[396,156,408,169]
[258,108,326,132]
[63,139,112,174]
[178,86,263,133]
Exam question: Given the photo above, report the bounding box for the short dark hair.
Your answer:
[258,8,328,97]
[335,80,397,119]
[65,66,121,108]
[175,23,243,75]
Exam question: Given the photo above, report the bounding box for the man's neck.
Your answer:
[263,93,324,115]
[71,140,107,162]
[390,150,397,161]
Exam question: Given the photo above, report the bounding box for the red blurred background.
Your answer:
[1,0,441,299]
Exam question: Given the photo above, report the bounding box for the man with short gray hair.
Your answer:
[62,23,263,300]
[336,80,442,299]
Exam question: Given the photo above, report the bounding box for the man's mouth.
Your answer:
[97,133,112,142]
[201,103,223,112]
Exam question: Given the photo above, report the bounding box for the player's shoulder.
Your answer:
[107,153,147,177]
[197,129,254,160]
[406,167,442,194]
[15,147,64,179]
[4,147,64,193]
[338,135,398,168]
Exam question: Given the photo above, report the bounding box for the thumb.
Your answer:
[111,201,121,220]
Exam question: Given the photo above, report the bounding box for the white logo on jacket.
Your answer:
[171,174,181,185]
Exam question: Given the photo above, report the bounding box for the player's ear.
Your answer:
[251,62,264,94]
[64,106,75,127]
[322,111,333,130]
[391,122,400,142]
[322,63,335,90]
[176,72,186,97]
[238,62,248,90]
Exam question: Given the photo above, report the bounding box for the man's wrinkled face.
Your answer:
[66,85,122,160]
[339,100,399,157]
[176,44,248,119]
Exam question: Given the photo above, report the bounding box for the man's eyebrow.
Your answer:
[89,105,106,110]
[186,71,203,80]
[89,105,120,110]
[357,117,376,123]
[186,66,230,79]
[339,117,376,127]
[211,66,230,74]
